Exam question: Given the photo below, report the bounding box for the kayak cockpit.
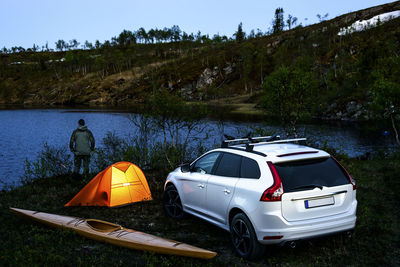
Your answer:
[86,219,122,232]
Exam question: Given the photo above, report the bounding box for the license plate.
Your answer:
[305,196,334,209]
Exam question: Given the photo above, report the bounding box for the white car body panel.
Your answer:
[206,175,239,224]
[168,169,209,217]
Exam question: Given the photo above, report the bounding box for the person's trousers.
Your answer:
[73,155,90,175]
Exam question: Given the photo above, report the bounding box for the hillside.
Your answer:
[1,1,400,121]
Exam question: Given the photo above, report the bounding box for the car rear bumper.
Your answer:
[252,201,357,245]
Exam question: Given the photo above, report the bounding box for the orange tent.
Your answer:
[65,162,152,207]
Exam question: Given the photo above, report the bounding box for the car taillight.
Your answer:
[332,157,356,190]
[260,162,284,201]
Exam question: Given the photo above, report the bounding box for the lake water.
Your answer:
[0,108,396,188]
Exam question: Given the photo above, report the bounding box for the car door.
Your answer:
[205,152,241,224]
[179,152,221,216]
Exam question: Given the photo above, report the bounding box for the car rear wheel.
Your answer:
[230,213,265,260]
[163,184,185,219]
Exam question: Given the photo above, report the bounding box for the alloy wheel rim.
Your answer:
[165,189,183,217]
[232,218,251,255]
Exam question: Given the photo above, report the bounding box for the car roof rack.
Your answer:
[221,134,307,153]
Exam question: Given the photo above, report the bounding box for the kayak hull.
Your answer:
[10,207,216,259]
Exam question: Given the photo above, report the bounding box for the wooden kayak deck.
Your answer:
[10,207,217,259]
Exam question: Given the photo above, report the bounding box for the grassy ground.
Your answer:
[1,158,399,266]
[192,94,265,117]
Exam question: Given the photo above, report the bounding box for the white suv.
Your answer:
[162,136,357,260]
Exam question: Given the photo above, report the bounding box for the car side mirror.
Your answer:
[180,163,191,173]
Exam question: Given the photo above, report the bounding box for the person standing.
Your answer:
[70,119,95,176]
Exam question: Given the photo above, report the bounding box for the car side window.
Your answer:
[240,157,261,179]
[192,152,220,174]
[214,153,241,178]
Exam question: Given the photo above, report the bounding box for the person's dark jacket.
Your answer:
[70,125,95,156]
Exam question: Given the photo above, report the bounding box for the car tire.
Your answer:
[230,213,265,260]
[163,184,185,219]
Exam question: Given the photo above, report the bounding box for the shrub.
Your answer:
[93,131,126,171]
[21,143,72,184]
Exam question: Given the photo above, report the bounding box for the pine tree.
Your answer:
[286,14,298,30]
[234,22,245,42]
[272,8,285,33]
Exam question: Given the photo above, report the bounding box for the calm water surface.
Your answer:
[0,109,395,187]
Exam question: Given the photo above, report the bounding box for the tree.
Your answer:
[195,31,202,42]
[149,89,205,168]
[255,47,273,86]
[83,40,93,50]
[55,39,68,51]
[212,34,222,43]
[272,8,285,33]
[234,22,245,42]
[316,13,329,22]
[240,43,254,92]
[94,40,101,49]
[115,30,136,46]
[69,39,80,49]
[372,57,400,147]
[162,27,172,42]
[256,29,264,38]
[44,42,49,51]
[262,65,318,136]
[286,14,298,30]
[171,25,181,42]
[248,29,255,39]
[32,44,39,52]
[136,27,148,43]
[148,29,156,43]
[181,31,190,41]
[201,34,210,44]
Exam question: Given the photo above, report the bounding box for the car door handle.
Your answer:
[223,189,231,194]
[197,184,205,189]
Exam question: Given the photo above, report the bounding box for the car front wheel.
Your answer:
[163,184,185,219]
[230,213,265,260]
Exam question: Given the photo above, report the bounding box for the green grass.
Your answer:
[1,159,399,266]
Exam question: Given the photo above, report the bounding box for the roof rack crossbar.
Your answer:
[223,135,275,144]
[246,138,307,147]
[221,135,306,152]
[222,135,277,148]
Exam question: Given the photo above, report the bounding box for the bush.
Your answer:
[93,131,126,171]
[21,143,72,184]
[262,62,318,136]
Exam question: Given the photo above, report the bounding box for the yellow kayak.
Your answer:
[10,207,216,259]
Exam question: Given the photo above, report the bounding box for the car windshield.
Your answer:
[274,157,350,192]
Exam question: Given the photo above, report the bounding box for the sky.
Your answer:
[0,0,394,49]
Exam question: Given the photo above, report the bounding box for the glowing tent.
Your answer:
[65,162,152,207]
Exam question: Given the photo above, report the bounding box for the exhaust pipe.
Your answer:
[289,241,296,248]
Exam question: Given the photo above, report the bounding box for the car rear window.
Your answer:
[240,157,260,179]
[214,153,241,177]
[274,157,350,192]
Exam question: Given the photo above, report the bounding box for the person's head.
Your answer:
[78,119,85,126]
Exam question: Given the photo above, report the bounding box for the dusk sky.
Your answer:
[0,0,394,49]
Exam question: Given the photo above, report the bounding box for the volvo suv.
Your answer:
[162,136,357,260]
